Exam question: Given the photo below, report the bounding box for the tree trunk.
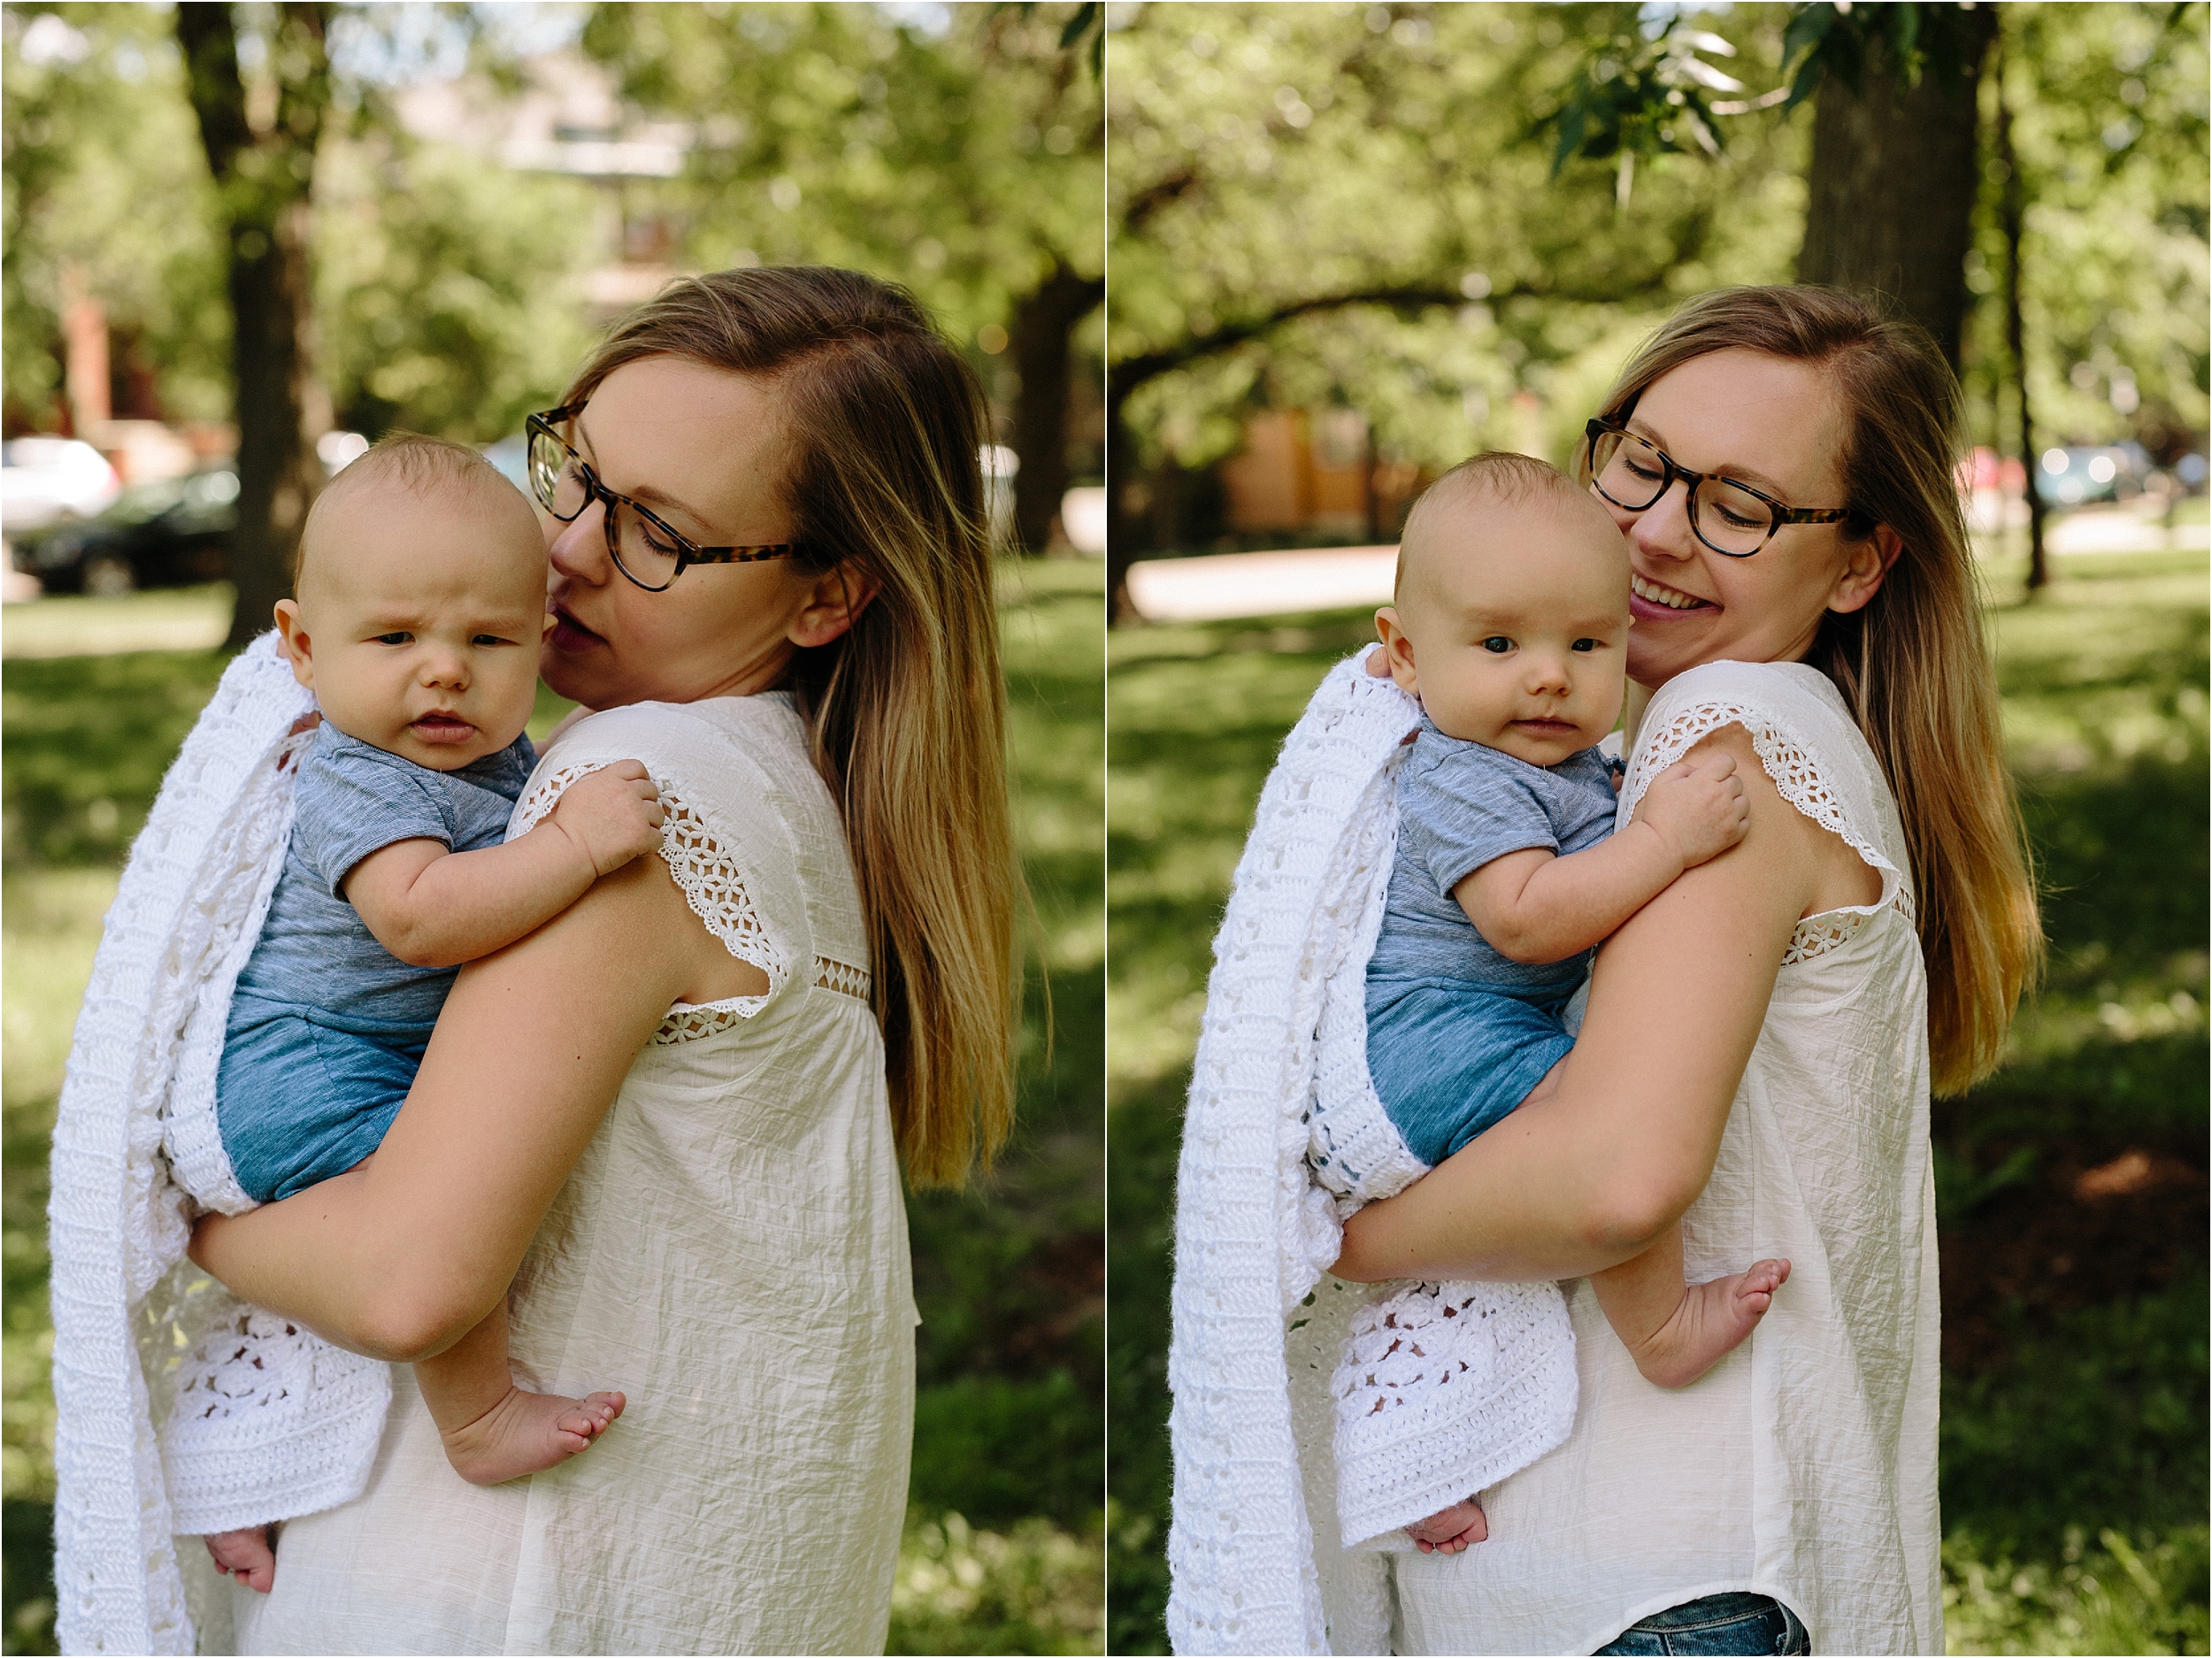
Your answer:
[1008,263,1103,555]
[1795,9,1999,372]
[1994,36,2049,595]
[175,3,331,651]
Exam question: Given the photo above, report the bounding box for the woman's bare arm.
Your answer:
[189,850,763,1362]
[1333,725,1837,1284]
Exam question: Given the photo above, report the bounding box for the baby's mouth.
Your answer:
[411,711,476,744]
[1631,573,1716,615]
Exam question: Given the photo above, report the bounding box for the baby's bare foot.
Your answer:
[1630,1258,1791,1389]
[438,1386,626,1486]
[1404,1495,1487,1554]
[204,1524,276,1593]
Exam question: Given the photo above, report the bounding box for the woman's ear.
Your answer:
[1826,525,1903,617]
[788,563,882,649]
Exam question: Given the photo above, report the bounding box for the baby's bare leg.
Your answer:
[417,1302,626,1485]
[1590,1228,1791,1389]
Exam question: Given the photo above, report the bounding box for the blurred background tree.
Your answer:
[1105,1,2207,611]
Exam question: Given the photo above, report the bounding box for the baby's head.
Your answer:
[274,435,549,771]
[1375,452,1630,767]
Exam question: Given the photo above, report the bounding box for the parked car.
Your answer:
[8,460,238,595]
[1,436,121,533]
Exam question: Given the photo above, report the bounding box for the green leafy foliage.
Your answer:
[1108,3,1811,487]
[1,4,231,425]
[579,2,1102,351]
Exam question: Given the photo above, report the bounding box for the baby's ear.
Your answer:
[272,600,315,689]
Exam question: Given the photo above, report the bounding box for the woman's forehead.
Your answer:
[1632,349,1847,500]
[578,357,793,531]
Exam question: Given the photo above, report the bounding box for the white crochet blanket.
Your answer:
[50,633,392,1656]
[1166,649,1577,1656]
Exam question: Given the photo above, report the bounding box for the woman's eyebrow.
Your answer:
[573,412,715,532]
[1624,416,1790,496]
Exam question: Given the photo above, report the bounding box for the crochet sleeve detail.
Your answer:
[514,760,789,1016]
[1620,665,1917,956]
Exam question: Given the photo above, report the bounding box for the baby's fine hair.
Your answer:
[1396,451,1611,597]
[297,434,532,594]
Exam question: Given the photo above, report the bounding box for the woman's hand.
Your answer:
[190,848,726,1362]
[1333,725,1835,1285]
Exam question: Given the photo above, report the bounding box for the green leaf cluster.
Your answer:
[1964,3,2210,455]
[2,4,231,426]
[580,2,1102,353]
[1108,3,1808,482]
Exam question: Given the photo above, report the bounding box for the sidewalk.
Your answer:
[1125,504,2208,625]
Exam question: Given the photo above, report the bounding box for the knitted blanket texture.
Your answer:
[1166,649,1576,1656]
[50,634,390,1656]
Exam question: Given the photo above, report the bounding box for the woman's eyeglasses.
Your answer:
[1584,418,1855,557]
[525,405,802,592]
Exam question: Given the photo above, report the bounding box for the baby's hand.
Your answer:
[1632,750,1748,869]
[204,1524,276,1593]
[549,761,665,876]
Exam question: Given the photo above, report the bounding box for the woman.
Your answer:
[1323,287,2041,1654]
[187,266,1019,1654]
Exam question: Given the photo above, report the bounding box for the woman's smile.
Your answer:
[1630,572,1717,616]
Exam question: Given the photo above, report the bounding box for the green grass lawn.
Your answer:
[1106,548,2208,1656]
[0,559,1105,1657]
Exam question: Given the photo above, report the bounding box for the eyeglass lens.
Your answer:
[1591,428,1774,556]
[528,424,686,588]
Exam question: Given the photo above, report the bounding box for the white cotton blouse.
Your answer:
[202,693,918,1657]
[1383,660,1943,1656]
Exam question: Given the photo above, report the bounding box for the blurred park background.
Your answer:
[1107,3,2208,1654]
[3,4,1104,1653]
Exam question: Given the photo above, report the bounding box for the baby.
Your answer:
[202,437,665,1589]
[1364,452,1791,1553]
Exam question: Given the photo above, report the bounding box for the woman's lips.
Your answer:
[1630,572,1717,619]
[547,608,605,653]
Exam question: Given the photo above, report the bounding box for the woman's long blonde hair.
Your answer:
[1586,285,2042,1094]
[566,267,1019,1185]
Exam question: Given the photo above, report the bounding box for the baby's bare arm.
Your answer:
[1455,753,1748,964]
[343,763,664,968]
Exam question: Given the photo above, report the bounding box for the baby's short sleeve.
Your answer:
[288,733,454,897]
[1398,740,1564,896]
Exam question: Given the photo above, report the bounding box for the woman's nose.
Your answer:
[546,502,611,582]
[1632,480,1699,563]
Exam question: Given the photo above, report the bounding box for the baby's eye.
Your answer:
[472,633,516,647]
[1481,636,1514,654]
[1571,638,1600,653]
[373,632,412,646]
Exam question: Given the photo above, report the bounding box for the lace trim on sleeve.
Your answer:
[518,758,872,1044]
[516,756,788,997]
[1623,695,1917,964]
